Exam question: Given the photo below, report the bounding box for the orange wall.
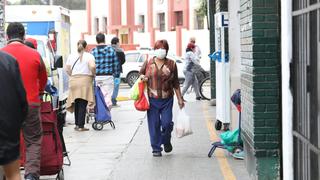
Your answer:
[109,0,122,26]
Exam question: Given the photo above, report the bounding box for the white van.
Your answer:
[27,35,68,122]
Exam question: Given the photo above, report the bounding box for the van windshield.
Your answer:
[36,40,46,59]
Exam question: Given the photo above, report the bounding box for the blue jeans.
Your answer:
[147,97,174,153]
[112,77,121,105]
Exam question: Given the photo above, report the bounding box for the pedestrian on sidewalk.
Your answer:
[110,37,126,107]
[0,51,28,180]
[2,22,48,180]
[66,40,96,131]
[91,33,120,109]
[189,37,201,62]
[139,39,185,157]
[181,43,202,100]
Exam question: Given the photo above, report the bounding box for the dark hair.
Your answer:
[96,33,105,44]
[6,22,25,40]
[111,37,119,45]
[77,40,87,53]
[154,39,169,54]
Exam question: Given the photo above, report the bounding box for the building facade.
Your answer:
[83,0,209,65]
[216,0,320,179]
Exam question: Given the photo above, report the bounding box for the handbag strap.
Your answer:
[71,57,80,72]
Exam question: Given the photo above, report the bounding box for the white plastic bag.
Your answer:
[175,109,193,138]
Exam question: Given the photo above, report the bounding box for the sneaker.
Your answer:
[76,127,89,131]
[74,125,79,130]
[164,143,173,153]
[152,152,162,157]
[25,173,39,180]
[232,150,245,160]
[112,104,120,107]
[196,97,202,100]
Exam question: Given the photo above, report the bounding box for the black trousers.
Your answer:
[74,98,88,128]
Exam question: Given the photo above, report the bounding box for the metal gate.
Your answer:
[292,1,320,179]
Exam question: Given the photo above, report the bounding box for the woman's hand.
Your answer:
[178,98,185,109]
[140,75,148,82]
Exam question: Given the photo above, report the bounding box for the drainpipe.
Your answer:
[281,0,293,179]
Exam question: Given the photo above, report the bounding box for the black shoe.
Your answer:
[164,143,173,153]
[152,152,162,157]
[25,173,39,180]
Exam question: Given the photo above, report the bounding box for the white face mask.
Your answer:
[154,48,167,59]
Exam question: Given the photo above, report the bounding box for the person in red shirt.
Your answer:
[2,22,47,180]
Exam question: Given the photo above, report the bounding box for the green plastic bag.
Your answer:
[220,128,240,152]
[130,79,141,100]
[220,128,239,145]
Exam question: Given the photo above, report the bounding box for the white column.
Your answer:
[281,0,293,179]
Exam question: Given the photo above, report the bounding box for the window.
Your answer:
[102,17,107,33]
[175,11,183,26]
[125,53,140,62]
[194,11,204,29]
[138,15,145,32]
[292,1,320,179]
[157,13,165,32]
[94,17,99,34]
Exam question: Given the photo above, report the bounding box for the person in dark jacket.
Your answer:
[0,51,28,180]
[2,22,48,180]
[111,37,125,106]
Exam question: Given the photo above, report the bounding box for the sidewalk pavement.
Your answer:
[58,88,250,180]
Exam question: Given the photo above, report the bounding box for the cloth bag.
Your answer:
[134,81,149,111]
[175,108,193,138]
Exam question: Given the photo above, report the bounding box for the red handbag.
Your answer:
[134,81,150,111]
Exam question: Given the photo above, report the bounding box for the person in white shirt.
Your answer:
[181,43,202,100]
[66,40,96,131]
[190,37,201,62]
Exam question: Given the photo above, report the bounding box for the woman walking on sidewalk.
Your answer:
[139,39,185,157]
[181,43,202,100]
[66,40,96,131]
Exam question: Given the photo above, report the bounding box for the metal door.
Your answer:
[292,1,320,179]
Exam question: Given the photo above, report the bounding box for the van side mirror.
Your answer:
[54,55,63,69]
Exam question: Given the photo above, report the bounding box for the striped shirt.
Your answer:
[140,57,180,99]
[91,45,120,77]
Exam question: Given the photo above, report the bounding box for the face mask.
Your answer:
[154,48,167,59]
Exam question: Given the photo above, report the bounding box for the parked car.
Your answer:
[121,50,185,87]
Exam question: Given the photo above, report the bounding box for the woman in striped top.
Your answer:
[139,39,185,157]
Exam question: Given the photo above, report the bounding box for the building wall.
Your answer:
[70,10,87,54]
[240,0,281,179]
[134,0,148,32]
[90,0,108,34]
[121,0,127,25]
[83,0,209,54]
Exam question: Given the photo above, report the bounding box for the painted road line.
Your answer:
[202,103,236,180]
